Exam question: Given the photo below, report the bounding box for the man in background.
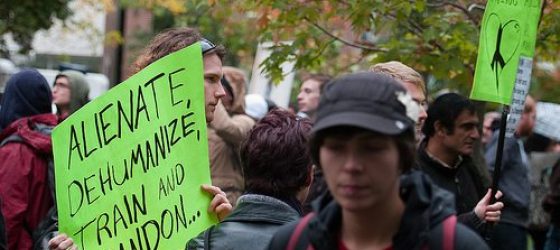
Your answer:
[296,74,331,121]
[371,61,428,143]
[485,95,536,250]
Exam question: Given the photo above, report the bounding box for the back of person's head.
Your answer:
[222,66,247,114]
[422,92,477,138]
[240,109,313,199]
[309,72,417,172]
[516,95,536,137]
[132,27,226,74]
[490,117,501,132]
[0,69,52,129]
[370,61,426,94]
[525,132,553,153]
[54,70,90,115]
[301,73,332,93]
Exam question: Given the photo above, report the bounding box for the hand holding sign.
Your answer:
[201,184,232,221]
[47,184,233,250]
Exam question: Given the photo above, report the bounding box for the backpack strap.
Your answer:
[0,134,23,147]
[287,212,315,250]
[442,215,457,250]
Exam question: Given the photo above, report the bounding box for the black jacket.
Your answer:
[186,194,301,250]
[543,158,560,226]
[267,171,489,250]
[416,142,487,232]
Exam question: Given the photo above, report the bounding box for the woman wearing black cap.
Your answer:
[268,72,488,250]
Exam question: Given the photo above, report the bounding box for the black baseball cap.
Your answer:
[312,72,415,135]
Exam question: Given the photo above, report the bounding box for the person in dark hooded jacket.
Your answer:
[0,69,58,250]
[52,70,90,120]
[268,72,488,250]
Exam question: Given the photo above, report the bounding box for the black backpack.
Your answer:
[0,128,58,250]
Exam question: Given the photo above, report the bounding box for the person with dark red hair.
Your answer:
[187,109,314,249]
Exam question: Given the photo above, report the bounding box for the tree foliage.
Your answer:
[235,1,558,89]
[174,0,558,96]
[0,0,72,56]
[109,0,560,98]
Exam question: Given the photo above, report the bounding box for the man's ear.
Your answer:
[434,120,446,136]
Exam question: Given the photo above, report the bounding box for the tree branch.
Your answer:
[303,17,388,52]
[383,12,446,52]
[425,1,480,27]
[444,2,480,27]
[334,0,352,7]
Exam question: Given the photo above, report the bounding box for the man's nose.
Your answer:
[418,106,428,120]
[215,84,226,99]
[472,128,480,139]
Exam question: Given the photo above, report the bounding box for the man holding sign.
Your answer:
[469,0,542,248]
[485,96,536,250]
[49,27,232,250]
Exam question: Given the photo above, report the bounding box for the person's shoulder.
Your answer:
[267,219,299,250]
[0,138,35,156]
[185,229,205,250]
[453,223,490,250]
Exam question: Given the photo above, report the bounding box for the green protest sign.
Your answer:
[470,0,541,104]
[52,43,217,249]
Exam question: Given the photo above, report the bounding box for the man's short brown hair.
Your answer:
[132,27,226,74]
[301,73,332,92]
[370,61,426,94]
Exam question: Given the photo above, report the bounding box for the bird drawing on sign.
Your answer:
[485,13,521,93]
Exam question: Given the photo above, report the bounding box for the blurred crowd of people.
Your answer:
[1,27,560,250]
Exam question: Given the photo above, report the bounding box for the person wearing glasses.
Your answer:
[48,28,233,250]
[52,70,90,120]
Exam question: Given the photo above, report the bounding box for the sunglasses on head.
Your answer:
[201,38,217,55]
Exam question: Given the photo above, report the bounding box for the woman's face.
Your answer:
[320,130,401,212]
[52,76,71,108]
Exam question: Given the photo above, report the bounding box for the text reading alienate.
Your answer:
[66,68,189,170]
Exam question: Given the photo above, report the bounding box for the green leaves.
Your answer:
[0,0,72,55]
[148,0,557,95]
